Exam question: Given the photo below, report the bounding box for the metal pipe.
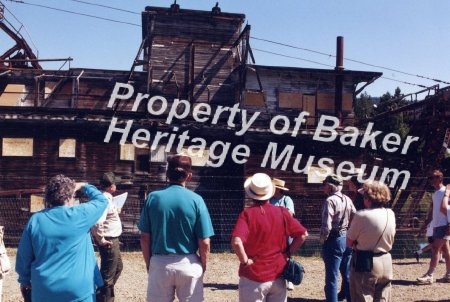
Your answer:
[0,57,73,63]
[335,36,344,70]
[335,36,344,125]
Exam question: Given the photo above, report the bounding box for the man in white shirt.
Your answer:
[91,172,123,302]
[417,170,450,285]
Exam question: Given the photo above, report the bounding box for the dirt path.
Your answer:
[3,249,450,301]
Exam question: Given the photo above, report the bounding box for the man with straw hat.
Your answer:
[270,178,295,217]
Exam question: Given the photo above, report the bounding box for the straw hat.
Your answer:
[272,178,289,191]
[244,173,275,201]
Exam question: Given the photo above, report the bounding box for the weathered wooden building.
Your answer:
[362,85,450,229]
[0,4,387,250]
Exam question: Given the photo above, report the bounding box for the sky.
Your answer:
[2,0,450,98]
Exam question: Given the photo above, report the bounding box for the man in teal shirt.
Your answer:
[138,154,214,301]
[16,175,108,302]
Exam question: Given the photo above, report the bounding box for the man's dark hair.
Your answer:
[100,172,116,189]
[166,154,192,182]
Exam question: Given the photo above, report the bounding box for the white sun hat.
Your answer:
[244,173,275,201]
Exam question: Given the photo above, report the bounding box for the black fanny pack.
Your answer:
[353,250,374,272]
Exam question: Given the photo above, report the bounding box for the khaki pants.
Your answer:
[238,276,287,302]
[147,254,204,302]
[350,253,393,302]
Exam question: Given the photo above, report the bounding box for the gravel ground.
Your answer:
[3,249,450,301]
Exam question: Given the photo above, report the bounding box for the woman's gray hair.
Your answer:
[363,181,391,208]
[45,174,76,207]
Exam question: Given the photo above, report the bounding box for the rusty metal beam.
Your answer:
[0,21,42,70]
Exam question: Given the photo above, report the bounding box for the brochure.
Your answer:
[112,192,128,208]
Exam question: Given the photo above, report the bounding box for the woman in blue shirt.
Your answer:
[16,174,108,302]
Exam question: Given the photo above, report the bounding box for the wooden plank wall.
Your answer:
[244,67,356,126]
[0,122,245,249]
[243,150,367,230]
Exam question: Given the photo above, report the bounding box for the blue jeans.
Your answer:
[322,236,352,302]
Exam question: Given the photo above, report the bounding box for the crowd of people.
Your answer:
[2,155,450,301]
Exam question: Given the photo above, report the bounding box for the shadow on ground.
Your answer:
[392,279,417,286]
[288,298,323,302]
[204,283,238,291]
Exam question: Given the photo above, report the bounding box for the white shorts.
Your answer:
[147,254,204,302]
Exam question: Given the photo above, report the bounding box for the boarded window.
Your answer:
[316,93,335,110]
[243,90,265,107]
[307,165,334,184]
[182,147,209,167]
[30,195,45,212]
[59,139,76,158]
[120,143,135,161]
[317,92,353,111]
[278,92,303,109]
[2,138,33,156]
[150,145,167,163]
[303,95,316,126]
[0,84,27,106]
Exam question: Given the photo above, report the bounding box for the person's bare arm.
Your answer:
[441,184,450,215]
[140,232,152,271]
[419,206,433,236]
[288,231,308,255]
[198,237,211,273]
[74,182,86,192]
[346,237,356,248]
[231,236,254,266]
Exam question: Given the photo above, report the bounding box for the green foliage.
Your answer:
[354,91,375,120]
[358,87,411,140]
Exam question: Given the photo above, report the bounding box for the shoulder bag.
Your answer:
[280,208,305,285]
[353,209,388,272]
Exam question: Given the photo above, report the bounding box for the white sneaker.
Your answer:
[286,281,294,290]
[417,274,434,285]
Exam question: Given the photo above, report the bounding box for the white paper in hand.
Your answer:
[113,192,128,208]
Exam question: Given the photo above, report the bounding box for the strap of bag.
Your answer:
[371,208,389,251]
[282,196,287,208]
[280,207,291,257]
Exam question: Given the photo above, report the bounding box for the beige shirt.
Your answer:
[320,192,356,241]
[347,208,396,253]
[91,192,122,243]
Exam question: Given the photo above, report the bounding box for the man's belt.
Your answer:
[104,236,120,240]
[329,229,347,238]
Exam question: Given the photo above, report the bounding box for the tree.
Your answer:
[373,87,410,139]
[354,91,375,120]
